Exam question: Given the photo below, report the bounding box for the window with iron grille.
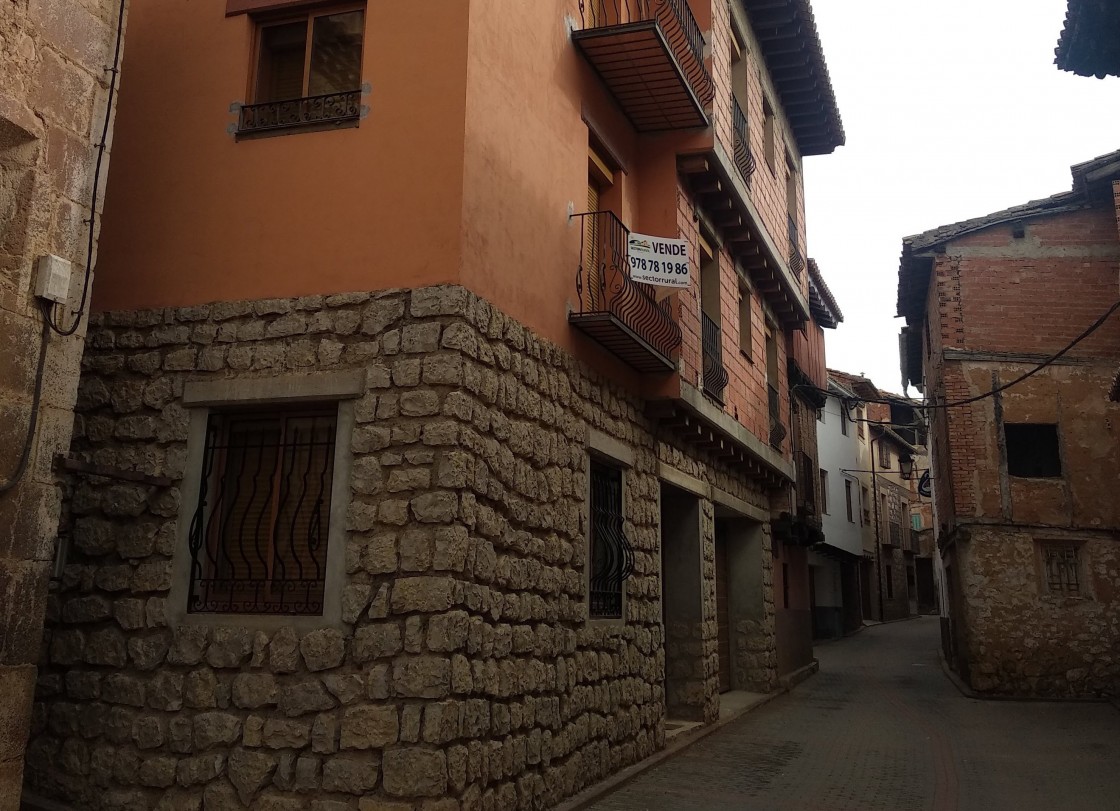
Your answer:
[239,4,364,135]
[1041,542,1082,597]
[588,459,633,620]
[187,405,337,615]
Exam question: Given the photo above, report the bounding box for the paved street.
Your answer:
[588,618,1120,811]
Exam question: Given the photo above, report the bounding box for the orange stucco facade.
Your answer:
[94,0,830,411]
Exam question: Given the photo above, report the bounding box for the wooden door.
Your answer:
[715,534,731,692]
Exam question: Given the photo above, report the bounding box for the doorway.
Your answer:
[714,532,731,693]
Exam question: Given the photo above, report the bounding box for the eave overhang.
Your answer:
[740,0,845,156]
[1055,0,1120,78]
[807,258,842,328]
[679,144,811,327]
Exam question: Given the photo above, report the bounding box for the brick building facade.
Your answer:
[20,0,846,808]
[0,0,128,806]
[899,151,1120,697]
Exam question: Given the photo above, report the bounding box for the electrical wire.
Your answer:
[803,299,1120,413]
[0,305,51,494]
[44,0,127,337]
[0,0,126,495]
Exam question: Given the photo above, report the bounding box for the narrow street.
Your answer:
[588,619,1120,811]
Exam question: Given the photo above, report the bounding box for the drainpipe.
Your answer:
[870,433,885,622]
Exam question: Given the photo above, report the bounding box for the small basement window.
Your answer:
[188,405,338,615]
[1041,541,1082,597]
[1005,423,1062,478]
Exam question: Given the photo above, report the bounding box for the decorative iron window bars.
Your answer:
[1043,543,1081,596]
[578,0,714,106]
[238,90,361,135]
[701,311,729,403]
[768,384,786,449]
[731,95,756,183]
[589,460,634,619]
[572,210,682,364]
[187,406,337,615]
[787,213,805,277]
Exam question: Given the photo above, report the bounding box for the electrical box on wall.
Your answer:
[34,254,72,304]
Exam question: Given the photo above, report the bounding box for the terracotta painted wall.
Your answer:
[91,0,471,312]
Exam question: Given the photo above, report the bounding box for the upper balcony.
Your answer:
[574,0,714,132]
[787,214,805,277]
[569,210,682,373]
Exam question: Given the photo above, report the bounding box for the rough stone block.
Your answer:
[340,705,399,750]
[382,747,447,797]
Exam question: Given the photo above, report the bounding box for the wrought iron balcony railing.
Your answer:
[701,311,729,403]
[570,210,682,372]
[574,0,714,131]
[238,90,361,136]
[731,95,756,184]
[788,213,805,277]
[768,384,786,450]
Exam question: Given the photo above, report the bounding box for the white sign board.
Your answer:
[627,232,690,288]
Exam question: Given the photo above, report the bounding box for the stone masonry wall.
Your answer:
[26,285,776,810]
[960,527,1120,697]
[1,0,127,805]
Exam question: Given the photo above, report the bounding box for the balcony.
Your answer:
[731,95,756,184]
[574,0,714,132]
[787,214,805,277]
[701,312,728,402]
[570,211,682,372]
[238,91,361,136]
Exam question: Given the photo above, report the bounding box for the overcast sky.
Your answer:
[803,0,1119,395]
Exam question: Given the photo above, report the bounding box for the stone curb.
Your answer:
[937,643,1114,705]
[554,686,796,811]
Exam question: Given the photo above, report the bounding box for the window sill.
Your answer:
[739,348,753,364]
[237,116,359,140]
[235,91,363,140]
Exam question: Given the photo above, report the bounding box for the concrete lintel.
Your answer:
[182,370,367,407]
[658,462,709,499]
[678,380,796,482]
[942,349,1100,367]
[588,428,634,468]
[710,486,768,522]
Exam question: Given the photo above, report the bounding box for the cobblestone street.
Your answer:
[588,619,1120,811]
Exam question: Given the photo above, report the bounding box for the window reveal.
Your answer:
[240,6,364,134]
[1042,542,1081,597]
[187,406,337,615]
[1005,423,1062,478]
[588,460,634,619]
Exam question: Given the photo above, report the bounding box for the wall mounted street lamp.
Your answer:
[899,453,916,481]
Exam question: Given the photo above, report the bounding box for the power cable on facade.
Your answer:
[0,0,125,495]
[0,307,51,495]
[808,299,1120,412]
[44,0,126,337]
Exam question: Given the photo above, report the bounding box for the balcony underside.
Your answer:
[679,151,810,327]
[649,382,793,488]
[574,23,709,132]
[569,311,676,373]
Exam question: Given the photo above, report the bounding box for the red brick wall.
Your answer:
[923,206,1120,526]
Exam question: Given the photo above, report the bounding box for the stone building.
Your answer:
[898,150,1120,697]
[0,0,128,806]
[22,0,845,808]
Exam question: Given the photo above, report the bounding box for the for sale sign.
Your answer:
[627,232,690,288]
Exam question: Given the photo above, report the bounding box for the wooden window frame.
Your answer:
[248,2,365,104]
[819,469,828,514]
[845,479,854,523]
